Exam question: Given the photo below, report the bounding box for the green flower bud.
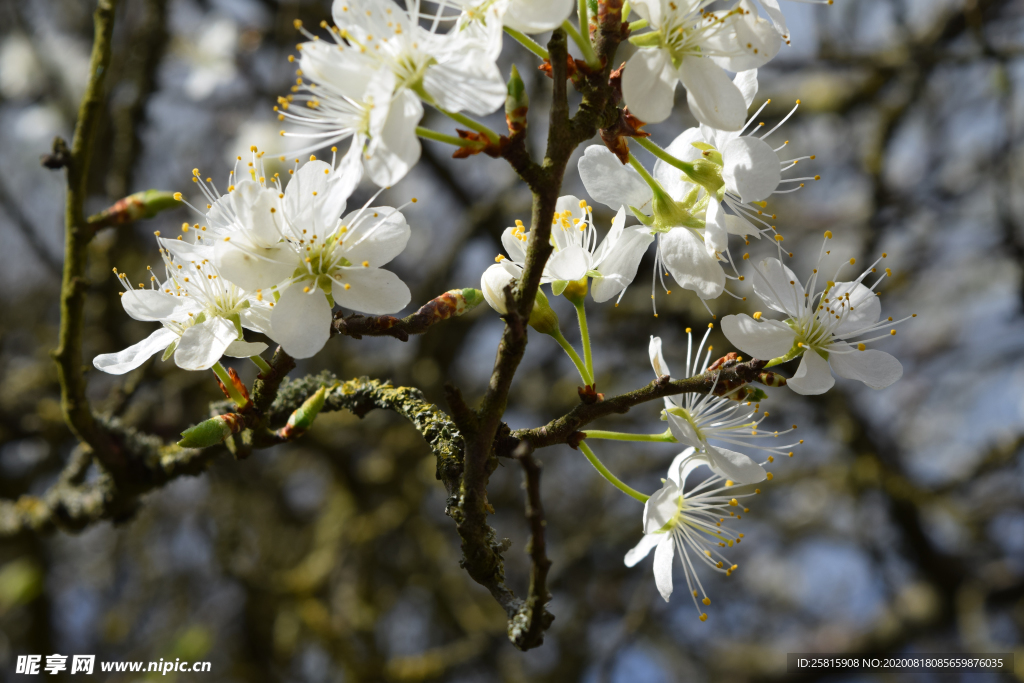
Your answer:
[528,289,561,337]
[178,413,245,449]
[505,65,529,135]
[275,385,329,440]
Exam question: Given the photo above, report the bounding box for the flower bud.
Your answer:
[277,385,327,440]
[481,263,517,315]
[88,190,181,229]
[178,413,245,449]
[505,65,528,135]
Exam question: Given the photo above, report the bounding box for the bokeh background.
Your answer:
[1,0,1023,680]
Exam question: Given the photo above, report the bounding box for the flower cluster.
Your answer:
[95,148,414,372]
[94,0,898,626]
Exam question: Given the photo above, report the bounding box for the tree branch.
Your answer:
[509,359,781,450]
[51,0,119,465]
[332,288,483,342]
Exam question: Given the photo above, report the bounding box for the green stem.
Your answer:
[504,26,549,60]
[249,355,272,375]
[212,362,248,408]
[574,301,594,380]
[628,19,648,31]
[561,20,600,70]
[627,152,660,190]
[552,329,593,386]
[582,429,675,443]
[416,126,485,149]
[579,442,649,502]
[634,136,698,179]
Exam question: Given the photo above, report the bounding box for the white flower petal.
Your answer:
[830,281,882,337]
[240,304,273,336]
[121,289,181,322]
[829,344,903,390]
[423,55,506,116]
[338,207,411,267]
[660,229,726,300]
[622,49,678,124]
[546,245,592,282]
[481,263,519,314]
[269,285,333,359]
[704,200,730,259]
[722,136,782,203]
[332,267,411,315]
[593,206,627,266]
[666,412,702,449]
[214,238,295,292]
[652,535,675,601]
[668,447,702,487]
[93,327,177,375]
[787,349,835,395]
[644,479,682,534]
[591,226,655,302]
[283,160,357,239]
[705,445,766,484]
[652,127,705,200]
[678,57,747,131]
[624,533,661,567]
[224,339,268,358]
[708,2,781,73]
[174,317,237,371]
[751,257,803,316]
[500,227,529,264]
[733,69,759,109]
[504,0,574,33]
[721,314,796,360]
[364,90,423,187]
[757,0,789,38]
[578,145,654,213]
[649,335,672,377]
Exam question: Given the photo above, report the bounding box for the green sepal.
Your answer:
[161,339,178,361]
[551,279,569,296]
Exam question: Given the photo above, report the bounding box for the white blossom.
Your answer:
[624,451,757,617]
[176,149,412,360]
[94,244,268,375]
[331,0,506,117]
[622,0,780,128]
[496,195,655,303]
[651,333,795,484]
[721,237,910,395]
[277,37,423,187]
[451,0,575,36]
[578,146,726,305]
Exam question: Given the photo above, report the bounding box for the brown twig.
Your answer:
[507,443,554,650]
[332,289,483,342]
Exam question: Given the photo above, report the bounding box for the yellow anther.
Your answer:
[824,230,832,239]
[752,311,762,320]
[765,472,774,480]
[857,343,866,351]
